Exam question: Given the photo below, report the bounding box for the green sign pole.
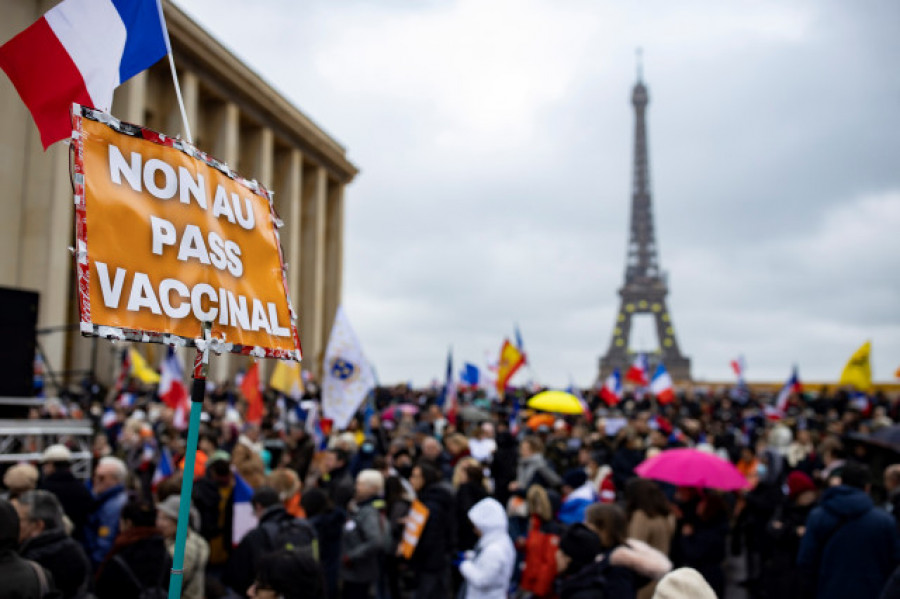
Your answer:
[167,323,210,599]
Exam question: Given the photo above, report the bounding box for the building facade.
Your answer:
[0,0,357,390]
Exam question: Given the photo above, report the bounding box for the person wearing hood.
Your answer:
[15,490,91,599]
[797,461,900,599]
[0,498,60,599]
[555,523,605,599]
[458,497,515,599]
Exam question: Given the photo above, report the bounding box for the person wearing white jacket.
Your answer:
[458,497,515,599]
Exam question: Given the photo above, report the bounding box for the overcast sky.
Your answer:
[173,0,900,387]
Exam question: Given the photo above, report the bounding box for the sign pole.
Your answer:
[167,322,211,599]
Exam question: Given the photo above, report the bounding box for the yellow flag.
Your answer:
[839,341,872,391]
[129,347,160,384]
[270,359,304,398]
[496,339,525,396]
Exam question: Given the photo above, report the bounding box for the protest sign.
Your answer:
[71,104,300,360]
[398,499,429,559]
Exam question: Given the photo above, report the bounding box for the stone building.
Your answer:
[0,0,357,390]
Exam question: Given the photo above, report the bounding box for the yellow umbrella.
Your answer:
[527,390,584,415]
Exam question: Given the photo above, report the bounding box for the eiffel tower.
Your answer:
[599,60,691,382]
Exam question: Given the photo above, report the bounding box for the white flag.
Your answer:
[322,307,375,429]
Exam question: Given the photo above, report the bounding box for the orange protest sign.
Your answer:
[398,499,430,559]
[72,105,300,360]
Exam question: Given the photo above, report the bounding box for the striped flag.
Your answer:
[774,366,802,415]
[232,471,257,546]
[650,363,675,405]
[625,354,650,386]
[600,370,622,407]
[151,447,173,490]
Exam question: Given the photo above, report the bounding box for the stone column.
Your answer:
[301,164,327,378]
[322,180,344,353]
[207,101,240,384]
[274,150,303,360]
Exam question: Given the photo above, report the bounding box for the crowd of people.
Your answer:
[1,375,900,599]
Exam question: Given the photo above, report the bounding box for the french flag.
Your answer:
[625,354,650,386]
[159,347,189,430]
[650,363,675,405]
[0,0,168,149]
[151,447,173,490]
[774,366,802,415]
[231,471,257,547]
[600,370,622,407]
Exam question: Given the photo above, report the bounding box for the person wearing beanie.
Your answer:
[458,497,515,599]
[764,470,818,599]
[555,523,605,599]
[156,496,209,599]
[2,463,38,500]
[558,468,598,525]
[0,498,59,599]
[652,567,716,599]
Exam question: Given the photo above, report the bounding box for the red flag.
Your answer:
[241,362,263,424]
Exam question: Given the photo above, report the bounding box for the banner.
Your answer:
[72,105,300,360]
[398,500,430,559]
[321,307,375,429]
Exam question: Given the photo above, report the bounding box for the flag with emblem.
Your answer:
[839,341,872,391]
[322,307,375,430]
[496,339,525,396]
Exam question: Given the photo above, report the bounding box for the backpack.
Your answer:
[262,516,320,560]
[112,555,167,599]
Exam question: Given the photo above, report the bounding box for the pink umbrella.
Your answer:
[381,404,419,420]
[634,448,749,491]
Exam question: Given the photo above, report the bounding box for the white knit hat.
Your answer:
[652,568,716,599]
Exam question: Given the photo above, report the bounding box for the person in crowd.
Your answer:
[2,463,39,501]
[884,464,900,533]
[555,523,605,599]
[233,424,267,490]
[763,470,817,599]
[670,490,729,597]
[490,427,519,509]
[511,436,561,493]
[652,567,717,599]
[559,468,598,525]
[225,486,317,596]
[458,497,515,599]
[420,437,453,481]
[313,448,355,511]
[797,461,900,599]
[453,458,490,553]
[340,469,388,599]
[625,478,677,599]
[586,450,617,504]
[383,474,413,599]
[816,437,846,485]
[38,445,93,543]
[266,468,304,518]
[444,433,472,469]
[155,495,209,599]
[94,499,171,599]
[408,460,456,599]
[192,450,234,574]
[84,456,128,567]
[301,488,345,599]
[520,484,564,598]
[611,428,646,493]
[247,548,326,599]
[585,503,672,598]
[0,498,59,599]
[468,422,497,464]
[15,490,90,599]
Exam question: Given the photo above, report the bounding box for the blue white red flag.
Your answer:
[650,363,675,405]
[774,366,802,415]
[850,391,871,416]
[159,347,189,429]
[232,471,257,546]
[625,354,650,386]
[0,0,169,149]
[600,370,622,406]
[152,447,173,490]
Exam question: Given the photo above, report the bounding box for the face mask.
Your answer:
[397,465,413,479]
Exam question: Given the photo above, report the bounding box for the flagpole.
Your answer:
[156,0,193,143]
[167,322,210,599]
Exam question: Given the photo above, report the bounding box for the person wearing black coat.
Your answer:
[38,455,93,544]
[455,465,489,552]
[0,498,60,599]
[673,492,730,598]
[491,430,518,509]
[409,461,457,599]
[16,490,92,599]
[763,473,817,599]
[192,455,235,572]
[302,488,346,599]
[556,523,605,599]
[94,500,171,599]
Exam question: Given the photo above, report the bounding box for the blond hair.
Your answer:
[526,484,553,521]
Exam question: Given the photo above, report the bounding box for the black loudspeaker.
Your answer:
[0,287,39,399]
